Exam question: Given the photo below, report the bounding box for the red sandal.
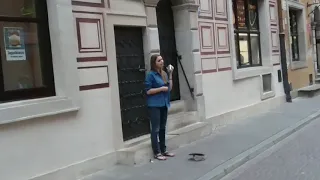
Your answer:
[154,154,167,160]
[162,151,175,157]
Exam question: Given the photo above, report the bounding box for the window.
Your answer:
[0,0,55,103]
[262,73,272,92]
[232,0,262,68]
[289,9,300,61]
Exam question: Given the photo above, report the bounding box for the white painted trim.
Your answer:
[261,91,276,100]
[0,97,79,125]
[227,0,273,80]
[291,60,308,69]
[286,0,304,9]
[234,66,272,80]
[287,0,308,70]
[107,13,147,26]
[260,74,276,100]
[0,0,80,125]
[106,10,147,18]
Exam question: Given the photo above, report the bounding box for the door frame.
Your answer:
[156,0,181,101]
[105,13,149,150]
[106,1,204,149]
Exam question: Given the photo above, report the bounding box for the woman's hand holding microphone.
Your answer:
[167,64,174,91]
[167,64,174,75]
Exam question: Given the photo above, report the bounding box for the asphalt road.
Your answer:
[222,117,320,180]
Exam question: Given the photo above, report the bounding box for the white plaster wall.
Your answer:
[0,0,116,179]
[202,66,284,119]
[202,71,261,118]
[0,90,114,180]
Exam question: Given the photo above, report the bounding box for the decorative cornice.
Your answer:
[172,3,199,12]
[143,0,197,7]
[172,0,196,6]
[143,0,160,7]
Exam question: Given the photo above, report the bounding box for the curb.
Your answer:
[197,109,320,180]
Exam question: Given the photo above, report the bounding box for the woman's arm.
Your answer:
[169,73,173,91]
[147,87,167,95]
[145,73,168,95]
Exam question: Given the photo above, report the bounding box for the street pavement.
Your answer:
[83,95,320,180]
[222,116,320,180]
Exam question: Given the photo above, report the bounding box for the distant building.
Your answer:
[281,0,316,90]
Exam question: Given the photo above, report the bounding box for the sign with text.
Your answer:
[3,27,26,61]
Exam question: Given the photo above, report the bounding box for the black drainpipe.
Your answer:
[279,33,292,102]
[277,0,292,102]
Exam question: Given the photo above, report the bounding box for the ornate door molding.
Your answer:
[143,0,197,7]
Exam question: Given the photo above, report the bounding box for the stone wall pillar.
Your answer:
[143,1,161,69]
[172,2,205,121]
[143,0,206,121]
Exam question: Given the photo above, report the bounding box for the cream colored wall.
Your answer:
[288,57,314,89]
[285,0,315,90]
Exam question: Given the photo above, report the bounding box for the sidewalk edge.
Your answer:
[197,109,320,180]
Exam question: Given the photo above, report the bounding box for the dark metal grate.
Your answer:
[115,26,150,141]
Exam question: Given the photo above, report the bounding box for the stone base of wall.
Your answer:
[206,94,292,130]
[29,152,117,180]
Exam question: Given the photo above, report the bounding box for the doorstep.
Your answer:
[298,84,320,98]
[117,121,212,165]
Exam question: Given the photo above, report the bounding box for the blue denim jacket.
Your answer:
[145,71,170,108]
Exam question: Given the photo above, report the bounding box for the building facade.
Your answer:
[0,0,291,179]
[279,0,316,90]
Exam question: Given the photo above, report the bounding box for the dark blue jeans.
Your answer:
[148,106,168,155]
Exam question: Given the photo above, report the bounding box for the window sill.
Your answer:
[261,91,275,100]
[290,60,308,70]
[0,96,80,125]
[233,66,272,80]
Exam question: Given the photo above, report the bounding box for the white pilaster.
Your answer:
[143,2,161,69]
[172,3,205,121]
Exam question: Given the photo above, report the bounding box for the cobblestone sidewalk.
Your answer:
[83,96,320,180]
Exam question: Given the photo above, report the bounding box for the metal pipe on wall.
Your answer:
[277,0,292,102]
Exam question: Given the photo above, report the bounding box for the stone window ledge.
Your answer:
[290,60,308,70]
[233,66,272,80]
[0,97,79,125]
[261,91,275,100]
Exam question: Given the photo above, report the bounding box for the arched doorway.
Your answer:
[156,0,180,101]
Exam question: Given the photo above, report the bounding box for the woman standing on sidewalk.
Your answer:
[145,54,175,161]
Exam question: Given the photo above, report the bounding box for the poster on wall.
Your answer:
[236,0,246,28]
[3,27,26,61]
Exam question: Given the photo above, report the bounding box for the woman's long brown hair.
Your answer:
[150,54,168,84]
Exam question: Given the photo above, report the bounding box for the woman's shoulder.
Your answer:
[146,71,153,75]
[147,71,157,77]
[145,71,156,81]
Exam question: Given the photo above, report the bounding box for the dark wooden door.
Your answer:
[114,26,150,141]
[156,0,181,101]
